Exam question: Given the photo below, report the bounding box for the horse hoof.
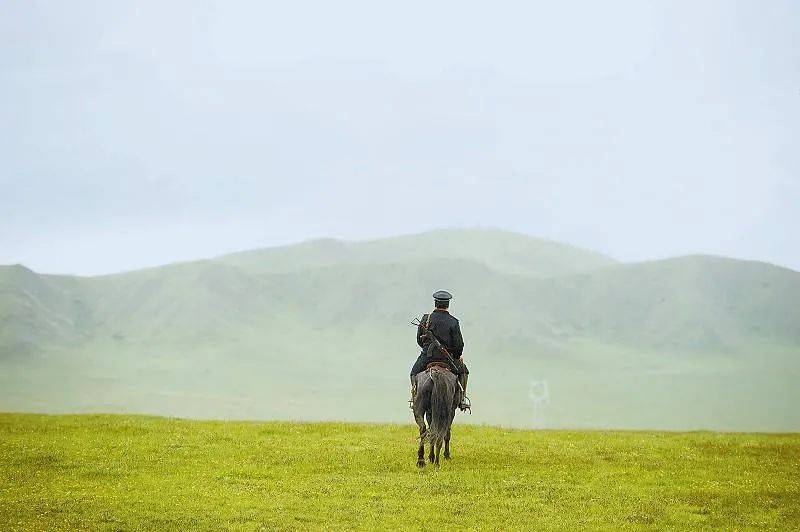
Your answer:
[444,454,451,460]
[417,460,425,468]
[434,462,440,469]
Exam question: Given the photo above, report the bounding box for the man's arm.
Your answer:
[416,314,428,348]
[450,320,464,358]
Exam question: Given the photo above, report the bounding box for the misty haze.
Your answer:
[2,228,798,431]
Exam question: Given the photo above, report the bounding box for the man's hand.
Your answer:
[458,356,464,363]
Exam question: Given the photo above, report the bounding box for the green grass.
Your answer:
[1,414,798,530]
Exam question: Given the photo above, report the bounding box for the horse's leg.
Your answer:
[425,411,435,463]
[415,412,426,468]
[444,427,451,460]
[434,438,443,468]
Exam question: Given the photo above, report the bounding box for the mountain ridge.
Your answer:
[1,229,798,431]
[4,228,799,279]
[215,227,618,278]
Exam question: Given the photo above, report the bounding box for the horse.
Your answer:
[412,364,459,468]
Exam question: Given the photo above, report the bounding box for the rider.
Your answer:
[410,290,470,410]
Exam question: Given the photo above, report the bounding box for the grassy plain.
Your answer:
[1,414,798,530]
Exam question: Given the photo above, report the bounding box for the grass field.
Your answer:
[1,414,798,530]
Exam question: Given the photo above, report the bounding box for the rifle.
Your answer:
[410,316,460,373]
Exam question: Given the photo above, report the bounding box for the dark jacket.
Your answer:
[417,309,464,364]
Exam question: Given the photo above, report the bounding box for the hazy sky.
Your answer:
[2,1,798,275]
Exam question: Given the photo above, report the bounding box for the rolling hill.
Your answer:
[216,228,618,276]
[1,229,798,431]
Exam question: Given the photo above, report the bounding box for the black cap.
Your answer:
[432,290,452,302]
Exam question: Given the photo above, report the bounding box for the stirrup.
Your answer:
[456,380,471,413]
[458,395,472,413]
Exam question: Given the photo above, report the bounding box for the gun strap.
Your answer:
[425,313,456,368]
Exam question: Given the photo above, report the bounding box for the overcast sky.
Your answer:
[2,1,798,275]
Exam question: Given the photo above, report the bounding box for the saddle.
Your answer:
[425,361,451,371]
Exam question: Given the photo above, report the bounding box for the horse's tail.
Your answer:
[428,369,452,446]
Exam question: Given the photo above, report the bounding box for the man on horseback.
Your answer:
[410,290,470,411]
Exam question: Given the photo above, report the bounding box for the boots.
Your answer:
[458,372,470,411]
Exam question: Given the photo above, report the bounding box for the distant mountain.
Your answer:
[0,265,85,355]
[217,228,618,276]
[1,229,798,431]
[522,255,800,351]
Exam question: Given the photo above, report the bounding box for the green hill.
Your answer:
[1,414,798,530]
[1,229,799,431]
[525,255,800,351]
[217,228,618,276]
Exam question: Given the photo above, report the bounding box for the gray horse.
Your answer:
[413,366,459,468]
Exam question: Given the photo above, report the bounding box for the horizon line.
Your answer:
[3,226,798,278]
